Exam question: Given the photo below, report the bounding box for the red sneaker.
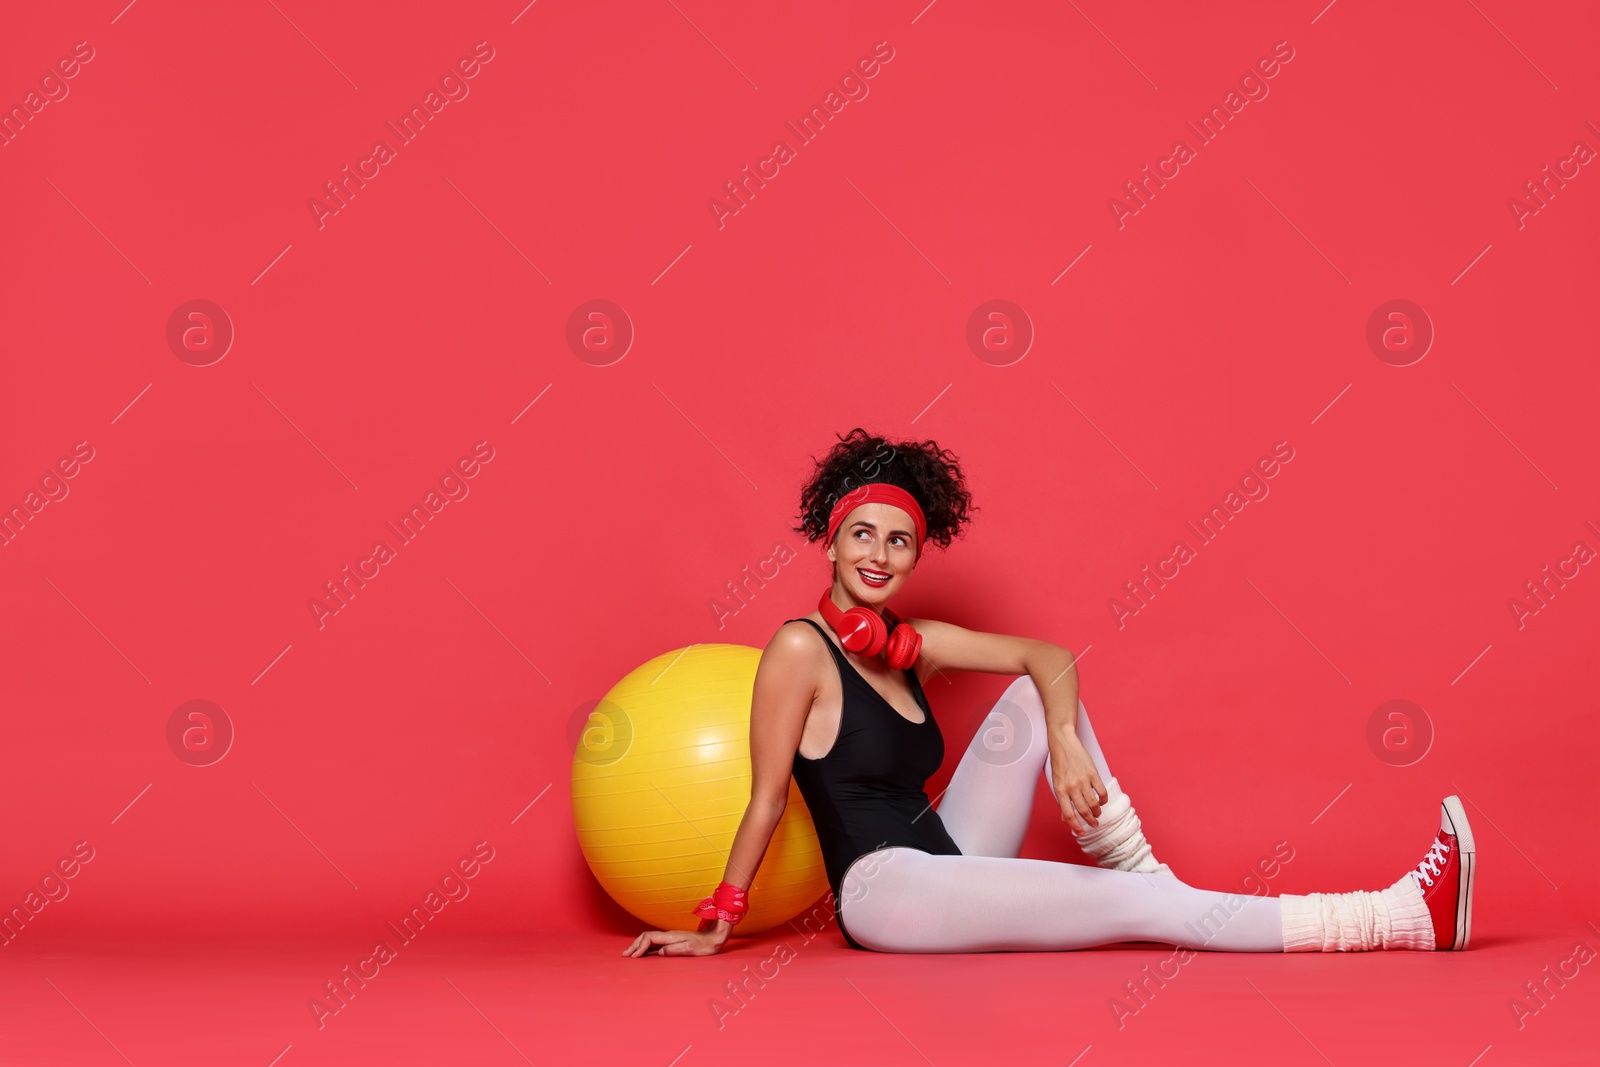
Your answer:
[1407,795,1476,950]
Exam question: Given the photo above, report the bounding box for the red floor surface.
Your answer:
[5,921,1596,1066]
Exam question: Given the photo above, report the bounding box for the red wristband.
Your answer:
[693,880,749,925]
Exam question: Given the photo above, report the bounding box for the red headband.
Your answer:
[825,483,927,552]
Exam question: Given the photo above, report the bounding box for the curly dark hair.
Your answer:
[793,427,976,552]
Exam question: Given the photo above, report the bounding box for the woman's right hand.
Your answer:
[622,924,727,957]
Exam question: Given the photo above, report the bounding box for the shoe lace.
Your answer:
[1409,835,1451,889]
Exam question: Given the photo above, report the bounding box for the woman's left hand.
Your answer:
[1048,735,1105,834]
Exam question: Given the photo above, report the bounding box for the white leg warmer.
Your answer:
[1279,874,1434,951]
[1072,777,1171,875]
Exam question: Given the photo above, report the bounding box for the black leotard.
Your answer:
[787,617,964,949]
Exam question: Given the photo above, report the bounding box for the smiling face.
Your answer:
[826,501,919,607]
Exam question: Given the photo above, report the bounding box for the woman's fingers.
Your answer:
[1070,779,1103,828]
[1060,795,1086,833]
[623,930,711,958]
[1053,762,1108,833]
[624,930,672,957]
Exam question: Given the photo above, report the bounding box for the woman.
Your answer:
[624,428,1475,958]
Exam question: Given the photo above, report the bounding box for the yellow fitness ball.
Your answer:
[571,643,828,935]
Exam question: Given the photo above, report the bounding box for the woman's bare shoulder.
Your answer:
[763,617,824,660]
[753,619,829,704]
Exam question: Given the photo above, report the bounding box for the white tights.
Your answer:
[836,676,1286,953]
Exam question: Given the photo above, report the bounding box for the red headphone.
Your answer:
[817,589,923,670]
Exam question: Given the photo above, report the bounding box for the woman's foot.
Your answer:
[1408,795,1476,951]
[1279,795,1475,952]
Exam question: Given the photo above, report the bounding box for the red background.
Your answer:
[2,1,1595,1064]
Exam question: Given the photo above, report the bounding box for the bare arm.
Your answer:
[704,622,819,940]
[907,617,1103,831]
[625,622,818,956]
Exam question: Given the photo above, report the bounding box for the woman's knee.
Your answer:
[969,676,1048,764]
[1002,675,1100,754]
[1002,673,1044,712]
